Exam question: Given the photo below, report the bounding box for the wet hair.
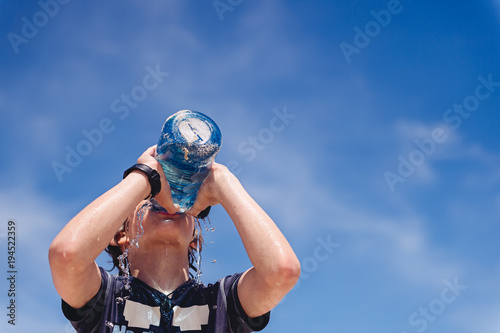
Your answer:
[105,218,204,278]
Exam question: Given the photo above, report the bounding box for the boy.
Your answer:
[49,145,300,332]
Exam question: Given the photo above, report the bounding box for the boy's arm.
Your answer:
[48,146,175,309]
[189,164,301,318]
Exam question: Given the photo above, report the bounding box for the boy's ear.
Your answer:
[189,237,198,250]
[110,231,128,249]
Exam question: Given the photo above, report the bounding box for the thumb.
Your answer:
[154,182,180,214]
[187,196,211,217]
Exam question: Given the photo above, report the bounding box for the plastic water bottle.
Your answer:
[155,110,222,212]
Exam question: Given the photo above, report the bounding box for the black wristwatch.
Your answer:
[123,164,161,199]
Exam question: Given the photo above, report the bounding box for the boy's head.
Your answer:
[105,200,203,277]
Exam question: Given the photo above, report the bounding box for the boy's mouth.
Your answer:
[149,199,181,218]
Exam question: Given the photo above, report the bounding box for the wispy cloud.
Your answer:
[0,184,73,331]
[244,138,463,286]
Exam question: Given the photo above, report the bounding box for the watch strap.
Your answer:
[123,163,161,199]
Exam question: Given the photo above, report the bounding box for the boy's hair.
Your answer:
[105,218,204,278]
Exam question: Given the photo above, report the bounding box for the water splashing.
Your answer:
[115,201,216,295]
[195,216,217,274]
[117,201,150,298]
[199,215,214,232]
[194,217,203,284]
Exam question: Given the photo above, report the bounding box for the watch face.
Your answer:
[178,118,211,143]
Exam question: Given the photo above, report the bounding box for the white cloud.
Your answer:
[242,137,463,287]
[0,185,73,331]
[450,304,500,333]
[29,115,63,156]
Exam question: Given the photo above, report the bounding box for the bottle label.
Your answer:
[178,118,212,143]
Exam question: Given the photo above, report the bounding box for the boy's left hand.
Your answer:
[187,162,232,217]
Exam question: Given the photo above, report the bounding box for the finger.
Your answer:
[187,204,211,218]
[186,196,202,216]
[186,207,201,217]
[153,164,180,213]
[155,188,180,214]
[137,145,179,212]
[187,194,211,217]
[137,146,161,171]
[143,145,157,158]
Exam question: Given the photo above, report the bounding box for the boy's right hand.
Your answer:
[137,145,180,214]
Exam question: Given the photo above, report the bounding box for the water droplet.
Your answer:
[117,201,150,295]
[194,219,203,284]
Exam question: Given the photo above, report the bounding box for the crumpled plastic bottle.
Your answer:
[155,110,222,212]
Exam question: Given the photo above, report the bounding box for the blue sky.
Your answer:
[1,0,499,332]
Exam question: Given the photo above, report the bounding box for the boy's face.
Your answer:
[125,200,196,252]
